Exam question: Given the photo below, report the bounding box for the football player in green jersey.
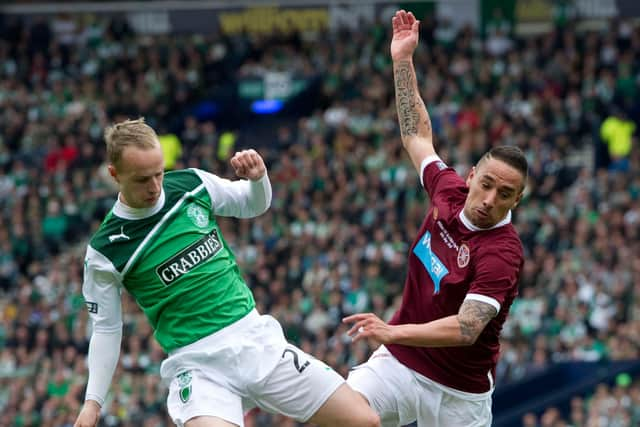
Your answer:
[74,118,379,427]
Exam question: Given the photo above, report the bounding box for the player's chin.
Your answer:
[471,214,494,229]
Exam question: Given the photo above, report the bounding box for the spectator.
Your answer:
[600,107,635,172]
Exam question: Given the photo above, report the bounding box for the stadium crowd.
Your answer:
[0,9,639,427]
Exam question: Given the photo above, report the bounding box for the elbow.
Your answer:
[457,319,481,346]
[262,193,272,214]
[257,202,270,216]
[460,334,478,346]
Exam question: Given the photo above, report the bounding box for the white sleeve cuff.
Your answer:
[419,155,444,187]
[85,328,122,406]
[247,173,272,216]
[464,293,501,315]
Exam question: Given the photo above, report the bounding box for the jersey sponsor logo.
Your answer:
[156,230,223,285]
[108,226,130,243]
[435,161,447,170]
[177,371,192,403]
[85,301,98,314]
[187,204,210,228]
[436,221,459,251]
[413,231,449,294]
[457,243,470,268]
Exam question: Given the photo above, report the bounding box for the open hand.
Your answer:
[391,10,420,61]
[343,313,396,345]
[230,149,266,181]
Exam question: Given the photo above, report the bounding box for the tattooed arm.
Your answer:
[391,10,435,173]
[456,300,498,344]
[345,299,496,347]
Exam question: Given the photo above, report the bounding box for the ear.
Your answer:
[465,166,476,187]
[513,191,523,209]
[107,164,119,183]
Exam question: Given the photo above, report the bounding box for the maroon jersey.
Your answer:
[386,158,523,393]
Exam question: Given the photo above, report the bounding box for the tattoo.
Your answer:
[394,61,421,137]
[457,300,497,343]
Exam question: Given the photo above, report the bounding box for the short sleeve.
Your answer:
[467,245,522,313]
[420,157,467,206]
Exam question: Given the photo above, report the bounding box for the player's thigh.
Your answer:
[347,346,417,427]
[184,416,239,427]
[435,393,492,427]
[167,370,244,427]
[250,344,344,423]
[307,382,380,427]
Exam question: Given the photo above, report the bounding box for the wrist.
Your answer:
[84,399,102,411]
[392,56,414,64]
[388,324,403,344]
[249,172,267,182]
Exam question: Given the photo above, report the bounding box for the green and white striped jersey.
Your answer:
[82,168,271,353]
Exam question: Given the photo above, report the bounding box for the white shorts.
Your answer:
[347,346,492,427]
[161,309,344,426]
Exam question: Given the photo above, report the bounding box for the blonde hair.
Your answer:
[105,118,159,168]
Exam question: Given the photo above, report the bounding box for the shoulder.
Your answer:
[89,214,141,273]
[164,168,204,192]
[90,212,125,251]
[84,244,118,272]
[422,159,467,202]
[472,227,523,266]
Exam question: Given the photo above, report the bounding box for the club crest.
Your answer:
[177,371,192,403]
[457,243,470,268]
[187,204,209,228]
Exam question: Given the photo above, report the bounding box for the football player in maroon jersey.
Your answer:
[344,10,528,427]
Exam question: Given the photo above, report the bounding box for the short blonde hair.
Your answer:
[105,118,159,168]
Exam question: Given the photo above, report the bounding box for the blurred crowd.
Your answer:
[0,8,639,427]
[523,376,640,427]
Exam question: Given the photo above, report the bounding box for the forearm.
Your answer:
[195,169,272,218]
[393,59,435,170]
[85,329,122,406]
[393,59,433,143]
[390,315,473,347]
[245,173,272,216]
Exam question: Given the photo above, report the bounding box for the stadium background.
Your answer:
[0,0,639,426]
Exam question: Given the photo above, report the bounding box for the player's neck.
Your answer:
[459,209,511,231]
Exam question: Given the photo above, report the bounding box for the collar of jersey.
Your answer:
[113,189,166,219]
[459,209,511,232]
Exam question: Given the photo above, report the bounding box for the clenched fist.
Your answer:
[230,149,267,181]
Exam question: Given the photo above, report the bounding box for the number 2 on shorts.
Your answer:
[282,347,310,374]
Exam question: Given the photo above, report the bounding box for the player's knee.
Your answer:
[349,409,380,427]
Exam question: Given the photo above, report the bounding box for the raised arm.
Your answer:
[391,10,436,173]
[195,149,272,218]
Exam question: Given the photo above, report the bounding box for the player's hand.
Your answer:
[230,149,266,181]
[390,10,420,61]
[74,400,100,427]
[343,313,396,345]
